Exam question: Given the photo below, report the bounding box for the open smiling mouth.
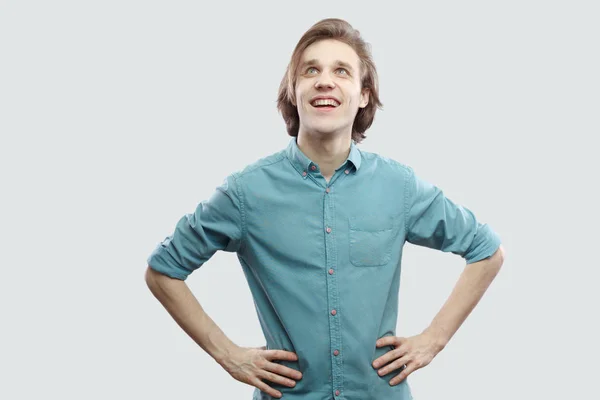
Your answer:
[310,98,340,112]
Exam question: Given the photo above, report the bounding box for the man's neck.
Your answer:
[296,131,352,181]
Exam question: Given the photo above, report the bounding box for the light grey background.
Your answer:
[1,1,598,399]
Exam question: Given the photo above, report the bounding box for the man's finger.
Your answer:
[258,369,297,388]
[264,361,303,380]
[377,355,411,376]
[264,349,298,361]
[376,335,403,347]
[252,378,282,399]
[372,345,407,368]
[390,362,417,385]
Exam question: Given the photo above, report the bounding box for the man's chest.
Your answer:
[241,184,406,268]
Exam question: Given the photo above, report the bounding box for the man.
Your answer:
[145,18,505,400]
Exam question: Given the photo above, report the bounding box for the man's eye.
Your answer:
[304,67,347,75]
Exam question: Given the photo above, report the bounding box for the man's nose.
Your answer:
[315,73,335,89]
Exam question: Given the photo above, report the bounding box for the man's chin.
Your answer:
[304,129,340,137]
[305,122,348,136]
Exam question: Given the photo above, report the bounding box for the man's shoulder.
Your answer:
[231,148,287,179]
[359,147,413,176]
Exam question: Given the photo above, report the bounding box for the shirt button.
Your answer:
[325,187,330,193]
[335,390,340,396]
[311,165,317,171]
[302,171,307,177]
[333,350,339,356]
[344,169,349,174]
[328,269,334,275]
[326,227,332,233]
[331,309,337,316]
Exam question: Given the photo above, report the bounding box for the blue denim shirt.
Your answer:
[147,138,502,400]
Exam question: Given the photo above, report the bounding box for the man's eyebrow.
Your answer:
[299,59,319,69]
[334,60,354,71]
[299,59,355,71]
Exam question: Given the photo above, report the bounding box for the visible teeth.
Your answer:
[311,99,340,107]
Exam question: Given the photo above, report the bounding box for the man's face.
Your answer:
[294,39,369,138]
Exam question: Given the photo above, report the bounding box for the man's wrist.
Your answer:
[212,340,238,368]
[422,325,449,352]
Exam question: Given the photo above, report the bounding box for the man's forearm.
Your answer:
[423,245,505,349]
[145,266,237,365]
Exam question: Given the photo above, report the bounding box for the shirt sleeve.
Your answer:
[404,166,501,264]
[146,173,244,280]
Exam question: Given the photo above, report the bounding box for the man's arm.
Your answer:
[145,266,236,364]
[145,266,303,398]
[146,174,302,398]
[423,244,506,350]
[403,164,506,347]
[373,167,506,385]
[372,245,505,385]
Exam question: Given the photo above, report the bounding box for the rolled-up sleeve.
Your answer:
[404,166,501,264]
[147,173,244,280]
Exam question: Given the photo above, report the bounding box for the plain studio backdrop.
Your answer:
[1,1,598,399]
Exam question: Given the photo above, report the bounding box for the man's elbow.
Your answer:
[145,265,165,290]
[490,244,506,266]
[145,265,184,288]
[497,244,506,260]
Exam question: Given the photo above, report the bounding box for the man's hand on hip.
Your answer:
[220,345,303,399]
[372,332,444,385]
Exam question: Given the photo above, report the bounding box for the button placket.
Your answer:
[323,180,343,397]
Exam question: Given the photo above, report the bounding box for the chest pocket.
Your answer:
[349,214,400,267]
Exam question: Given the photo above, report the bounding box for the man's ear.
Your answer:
[359,88,370,108]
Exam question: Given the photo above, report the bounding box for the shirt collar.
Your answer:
[285,137,362,177]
